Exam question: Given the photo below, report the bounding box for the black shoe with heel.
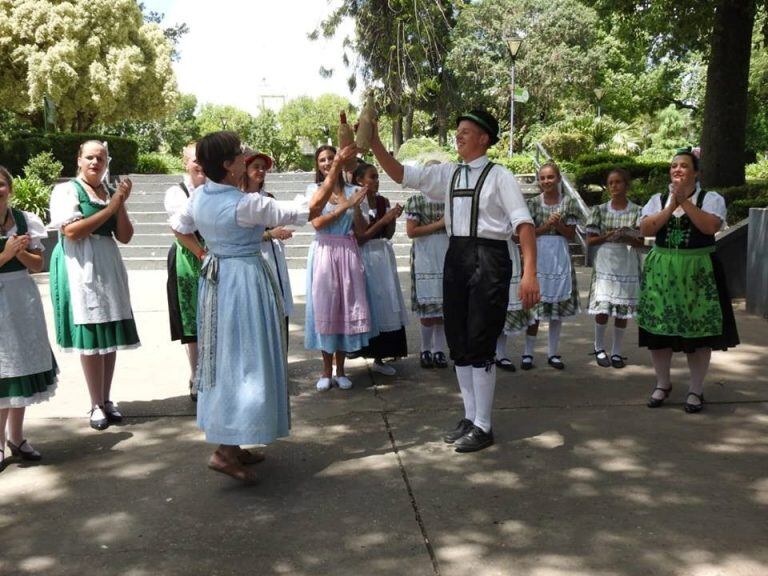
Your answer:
[647,385,672,408]
[7,439,42,461]
[684,392,704,414]
[420,351,434,369]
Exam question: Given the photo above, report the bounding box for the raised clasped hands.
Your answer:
[2,233,30,257]
[546,212,562,230]
[386,203,403,222]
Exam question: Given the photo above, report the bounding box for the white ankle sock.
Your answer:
[472,365,496,433]
[548,319,562,357]
[432,324,447,354]
[455,365,475,422]
[495,334,508,359]
[611,326,626,356]
[524,334,536,357]
[420,324,434,353]
[594,322,607,351]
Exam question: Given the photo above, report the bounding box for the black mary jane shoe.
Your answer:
[433,351,449,369]
[611,354,627,369]
[454,425,495,453]
[420,350,434,369]
[495,357,516,372]
[592,349,611,368]
[684,392,704,414]
[103,401,123,424]
[7,439,42,462]
[647,386,672,408]
[89,406,110,431]
[520,355,534,371]
[547,355,565,370]
[443,418,473,444]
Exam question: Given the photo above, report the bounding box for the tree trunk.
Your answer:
[392,113,403,155]
[403,103,414,141]
[699,0,756,188]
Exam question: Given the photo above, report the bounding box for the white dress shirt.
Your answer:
[402,155,532,240]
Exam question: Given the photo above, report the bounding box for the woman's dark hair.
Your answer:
[314,145,346,192]
[351,162,376,186]
[0,165,12,192]
[607,167,632,187]
[196,131,241,183]
[672,149,700,171]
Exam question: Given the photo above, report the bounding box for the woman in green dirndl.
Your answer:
[0,167,58,470]
[49,141,140,430]
[638,150,739,413]
[165,143,206,401]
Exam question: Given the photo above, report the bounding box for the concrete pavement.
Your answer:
[1,269,767,576]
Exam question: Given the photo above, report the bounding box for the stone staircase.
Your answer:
[122,172,545,270]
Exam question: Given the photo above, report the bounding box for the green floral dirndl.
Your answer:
[637,190,739,352]
[49,180,140,354]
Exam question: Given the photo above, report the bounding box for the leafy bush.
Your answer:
[0,133,139,176]
[396,137,454,163]
[717,181,768,223]
[538,131,592,161]
[487,151,536,174]
[23,151,63,186]
[745,160,768,180]
[136,152,183,174]
[574,152,631,168]
[11,176,50,221]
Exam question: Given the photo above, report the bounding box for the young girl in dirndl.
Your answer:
[585,168,643,369]
[0,166,57,469]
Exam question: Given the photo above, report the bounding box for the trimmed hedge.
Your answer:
[136,152,183,174]
[0,133,139,177]
[575,161,669,188]
[574,152,632,168]
[718,181,768,223]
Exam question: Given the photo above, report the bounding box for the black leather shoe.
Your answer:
[443,418,473,444]
[420,350,434,369]
[89,406,109,431]
[454,426,494,453]
[647,385,672,408]
[433,351,448,368]
[592,349,611,367]
[103,401,123,423]
[611,355,626,369]
[547,355,565,370]
[495,357,516,372]
[520,355,534,370]
[684,392,704,414]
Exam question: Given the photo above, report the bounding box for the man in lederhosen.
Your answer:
[370,110,540,452]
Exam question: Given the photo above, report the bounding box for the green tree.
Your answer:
[248,109,301,171]
[0,0,178,131]
[278,94,354,149]
[588,0,765,187]
[196,103,255,139]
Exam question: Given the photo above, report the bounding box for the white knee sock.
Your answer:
[686,348,711,395]
[455,365,475,422]
[420,324,434,353]
[472,365,496,433]
[611,326,626,357]
[548,319,562,357]
[650,349,673,394]
[594,322,607,351]
[524,334,536,357]
[432,324,447,354]
[495,334,508,359]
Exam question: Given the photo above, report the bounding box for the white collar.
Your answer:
[459,155,490,169]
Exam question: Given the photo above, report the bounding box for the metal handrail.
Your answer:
[533,142,592,265]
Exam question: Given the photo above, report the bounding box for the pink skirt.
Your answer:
[311,235,371,335]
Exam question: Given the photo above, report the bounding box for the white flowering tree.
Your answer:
[0,0,178,131]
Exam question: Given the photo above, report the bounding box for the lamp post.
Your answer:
[506,35,523,156]
[594,88,604,119]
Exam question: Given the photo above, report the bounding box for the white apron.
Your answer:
[413,232,449,306]
[0,271,53,377]
[63,235,134,325]
[591,242,641,307]
[537,235,572,303]
[362,238,409,332]
[507,239,523,311]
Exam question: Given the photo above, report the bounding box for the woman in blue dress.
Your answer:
[172,132,308,483]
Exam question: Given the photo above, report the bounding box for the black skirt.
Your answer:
[443,237,511,366]
[354,326,408,360]
[639,253,739,352]
[167,244,196,344]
